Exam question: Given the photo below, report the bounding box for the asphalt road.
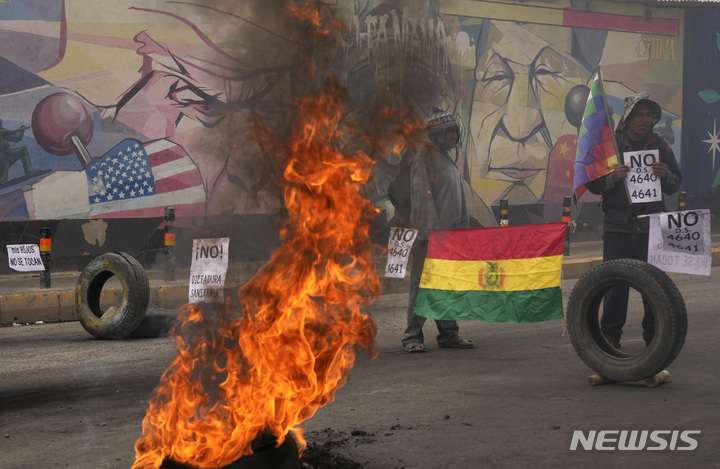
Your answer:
[1,270,719,469]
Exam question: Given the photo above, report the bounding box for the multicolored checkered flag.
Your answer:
[573,69,619,201]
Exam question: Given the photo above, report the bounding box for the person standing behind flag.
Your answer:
[586,93,682,349]
[402,108,474,353]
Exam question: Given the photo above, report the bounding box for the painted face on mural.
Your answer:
[331,4,459,217]
[104,2,297,218]
[468,21,589,207]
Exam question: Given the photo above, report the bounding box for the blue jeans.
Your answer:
[402,240,461,346]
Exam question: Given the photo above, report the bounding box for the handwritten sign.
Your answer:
[6,244,45,272]
[624,149,662,204]
[385,227,418,278]
[647,210,711,276]
[188,238,230,304]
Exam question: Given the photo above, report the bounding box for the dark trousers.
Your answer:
[402,240,460,346]
[601,231,655,343]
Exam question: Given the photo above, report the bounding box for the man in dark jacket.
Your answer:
[586,93,682,349]
[402,108,474,353]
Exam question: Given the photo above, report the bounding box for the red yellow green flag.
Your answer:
[414,223,567,323]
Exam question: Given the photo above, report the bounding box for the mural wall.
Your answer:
[0,0,711,262]
[682,7,720,213]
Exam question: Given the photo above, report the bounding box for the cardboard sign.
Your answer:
[385,227,418,278]
[647,210,711,276]
[6,244,45,272]
[188,238,230,303]
[624,149,662,204]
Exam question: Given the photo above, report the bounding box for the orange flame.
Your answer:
[131,4,424,469]
[289,1,342,36]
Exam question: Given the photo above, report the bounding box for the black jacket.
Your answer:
[586,130,682,234]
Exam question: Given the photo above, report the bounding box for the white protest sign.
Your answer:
[624,149,662,203]
[385,227,418,278]
[188,238,230,304]
[647,210,711,276]
[6,244,45,272]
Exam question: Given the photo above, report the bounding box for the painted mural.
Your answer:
[682,7,720,214]
[0,0,706,243]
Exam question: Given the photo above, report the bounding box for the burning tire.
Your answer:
[159,432,299,469]
[76,252,149,339]
[566,259,687,382]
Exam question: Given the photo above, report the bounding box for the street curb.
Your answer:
[0,258,604,326]
[561,257,605,280]
[3,249,719,326]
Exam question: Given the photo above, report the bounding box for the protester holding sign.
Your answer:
[586,93,682,349]
[401,108,474,353]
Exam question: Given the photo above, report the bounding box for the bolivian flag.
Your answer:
[414,223,566,323]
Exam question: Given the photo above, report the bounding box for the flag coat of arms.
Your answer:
[573,69,619,201]
[414,223,566,323]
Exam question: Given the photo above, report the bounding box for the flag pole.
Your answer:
[596,67,622,165]
[573,66,623,204]
[572,66,602,206]
[597,67,634,204]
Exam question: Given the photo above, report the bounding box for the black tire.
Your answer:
[566,259,687,382]
[159,432,299,468]
[76,252,149,339]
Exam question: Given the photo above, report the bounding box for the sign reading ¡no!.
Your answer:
[188,237,230,304]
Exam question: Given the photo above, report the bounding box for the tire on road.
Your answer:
[566,258,687,382]
[76,252,149,339]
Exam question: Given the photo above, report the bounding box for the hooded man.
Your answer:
[402,108,474,353]
[586,93,682,349]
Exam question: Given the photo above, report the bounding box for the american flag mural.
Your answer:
[85,138,205,219]
[87,141,159,205]
[23,138,206,222]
